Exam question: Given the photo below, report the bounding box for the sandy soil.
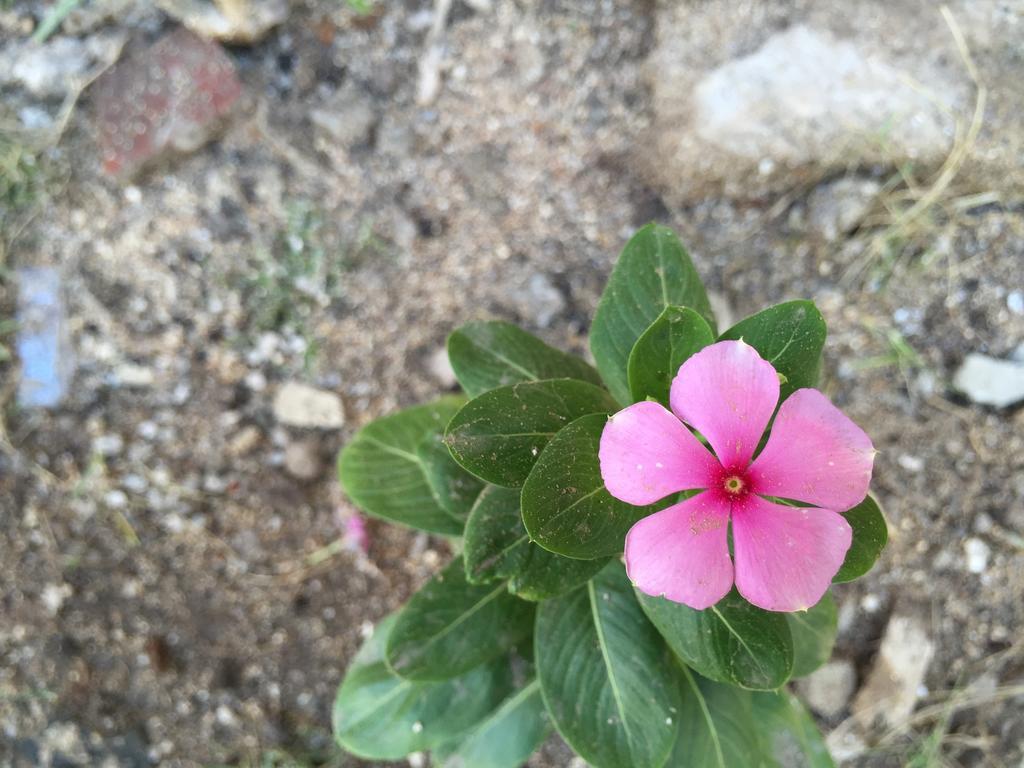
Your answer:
[1,1,1022,766]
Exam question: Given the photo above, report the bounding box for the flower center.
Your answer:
[723,475,745,495]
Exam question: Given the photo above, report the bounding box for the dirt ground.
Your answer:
[1,1,1023,767]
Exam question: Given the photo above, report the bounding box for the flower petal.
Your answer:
[669,340,779,469]
[731,495,852,612]
[748,388,874,511]
[625,492,733,610]
[599,401,718,505]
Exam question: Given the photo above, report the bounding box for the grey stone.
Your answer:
[311,86,378,150]
[852,615,935,730]
[284,439,322,481]
[807,178,881,241]
[797,659,857,718]
[512,273,566,329]
[273,382,345,429]
[953,354,1024,408]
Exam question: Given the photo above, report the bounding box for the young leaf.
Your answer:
[638,590,794,691]
[338,397,466,535]
[787,592,838,678]
[521,413,660,559]
[536,562,682,768]
[333,614,512,760]
[463,485,608,599]
[627,306,715,407]
[448,320,601,398]
[386,556,535,681]
[445,379,617,488]
[834,495,887,583]
[718,300,826,400]
[417,432,485,524]
[674,669,835,768]
[438,679,551,768]
[590,224,715,405]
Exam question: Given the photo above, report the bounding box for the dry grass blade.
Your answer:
[842,5,991,287]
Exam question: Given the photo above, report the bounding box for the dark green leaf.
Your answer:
[445,379,617,488]
[386,556,535,681]
[834,495,887,583]
[439,679,551,768]
[463,485,608,598]
[627,306,716,407]
[333,614,512,759]
[417,432,485,524]
[448,320,601,398]
[522,413,660,559]
[750,689,835,767]
[590,224,714,405]
[638,590,794,691]
[674,669,834,768]
[338,397,465,535]
[787,592,838,678]
[536,562,682,768]
[676,667,762,767]
[718,300,826,400]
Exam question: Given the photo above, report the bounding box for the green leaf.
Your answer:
[338,397,466,535]
[674,669,835,768]
[448,320,601,398]
[638,590,794,691]
[675,667,763,767]
[438,679,551,768]
[590,224,714,405]
[522,413,660,559]
[386,556,535,681]
[787,592,838,678]
[750,689,835,767]
[445,379,618,488]
[463,485,608,599]
[333,613,513,760]
[536,562,682,768]
[834,495,887,583]
[627,306,716,407]
[718,300,826,400]
[417,432,485,524]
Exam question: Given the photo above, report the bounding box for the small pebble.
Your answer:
[964,537,990,574]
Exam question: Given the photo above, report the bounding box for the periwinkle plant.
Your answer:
[332,224,887,768]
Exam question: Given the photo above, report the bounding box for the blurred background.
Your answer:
[1,0,1023,766]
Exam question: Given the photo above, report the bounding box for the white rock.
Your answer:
[3,38,91,97]
[897,454,924,473]
[284,439,322,481]
[512,273,566,329]
[41,583,72,615]
[158,0,288,44]
[964,537,990,574]
[115,363,156,387]
[426,346,457,389]
[797,659,857,718]
[648,21,959,201]
[273,382,345,429]
[953,354,1024,408]
[852,615,935,730]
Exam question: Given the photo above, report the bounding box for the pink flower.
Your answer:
[599,340,875,612]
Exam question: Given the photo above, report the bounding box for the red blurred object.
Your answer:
[93,28,242,178]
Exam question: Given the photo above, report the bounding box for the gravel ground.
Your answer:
[1,1,1023,766]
